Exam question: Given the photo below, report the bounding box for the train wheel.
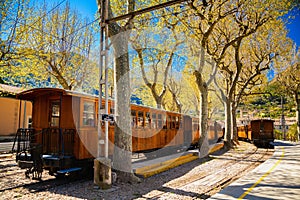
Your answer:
[32,168,42,180]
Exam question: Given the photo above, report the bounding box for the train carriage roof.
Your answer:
[17,88,67,100]
[16,87,194,118]
[251,119,274,122]
[16,87,100,101]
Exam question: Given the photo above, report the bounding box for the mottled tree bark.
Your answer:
[194,69,209,158]
[224,97,232,148]
[104,0,139,183]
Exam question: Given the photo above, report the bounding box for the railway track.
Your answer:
[0,176,90,194]
[0,156,91,197]
[142,146,272,199]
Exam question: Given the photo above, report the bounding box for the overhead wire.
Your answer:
[17,0,67,36]
[5,0,196,59]
[6,0,95,54]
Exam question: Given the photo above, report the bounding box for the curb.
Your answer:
[135,153,194,174]
[209,142,224,154]
[0,153,13,159]
[135,142,224,178]
[135,154,198,178]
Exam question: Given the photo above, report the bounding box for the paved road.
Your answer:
[209,140,300,200]
[0,142,14,153]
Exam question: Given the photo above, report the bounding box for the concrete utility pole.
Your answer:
[94,0,189,189]
[94,0,111,190]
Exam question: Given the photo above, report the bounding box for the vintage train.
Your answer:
[13,87,223,179]
[237,119,275,148]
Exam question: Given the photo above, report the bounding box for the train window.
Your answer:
[145,112,151,128]
[131,110,137,128]
[179,116,183,128]
[163,115,167,129]
[175,116,180,129]
[192,119,199,132]
[260,122,264,132]
[172,116,176,129]
[50,101,60,127]
[157,114,162,129]
[110,107,115,114]
[27,116,32,128]
[138,111,144,127]
[152,113,157,129]
[168,115,172,129]
[83,101,95,126]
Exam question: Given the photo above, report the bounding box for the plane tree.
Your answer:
[0,0,33,85]
[173,0,242,153]
[214,18,293,141]
[130,17,184,109]
[192,0,294,148]
[20,1,98,90]
[276,48,300,141]
[97,0,145,183]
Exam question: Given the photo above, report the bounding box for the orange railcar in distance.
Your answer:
[237,119,274,148]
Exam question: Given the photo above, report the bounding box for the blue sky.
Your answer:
[69,1,300,49]
[69,0,98,19]
[285,10,300,49]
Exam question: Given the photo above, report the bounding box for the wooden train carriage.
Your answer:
[191,117,223,147]
[208,122,224,144]
[16,87,225,176]
[250,119,274,147]
[16,88,106,161]
[237,119,274,147]
[16,88,194,160]
[130,105,186,152]
[237,125,249,140]
[191,118,200,146]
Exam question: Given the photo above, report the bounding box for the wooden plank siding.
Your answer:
[17,88,224,161]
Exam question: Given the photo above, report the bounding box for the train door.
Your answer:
[183,116,192,146]
[41,99,61,155]
[49,100,60,128]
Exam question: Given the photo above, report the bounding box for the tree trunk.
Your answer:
[198,88,209,158]
[224,97,232,148]
[153,93,163,109]
[194,71,209,158]
[231,101,239,145]
[112,33,139,183]
[104,0,139,183]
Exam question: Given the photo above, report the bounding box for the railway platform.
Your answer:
[209,140,300,200]
[133,142,224,178]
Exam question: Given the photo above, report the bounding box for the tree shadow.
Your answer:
[35,148,230,199]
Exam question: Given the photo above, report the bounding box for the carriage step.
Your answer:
[57,167,82,174]
[42,155,73,160]
[18,160,34,169]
